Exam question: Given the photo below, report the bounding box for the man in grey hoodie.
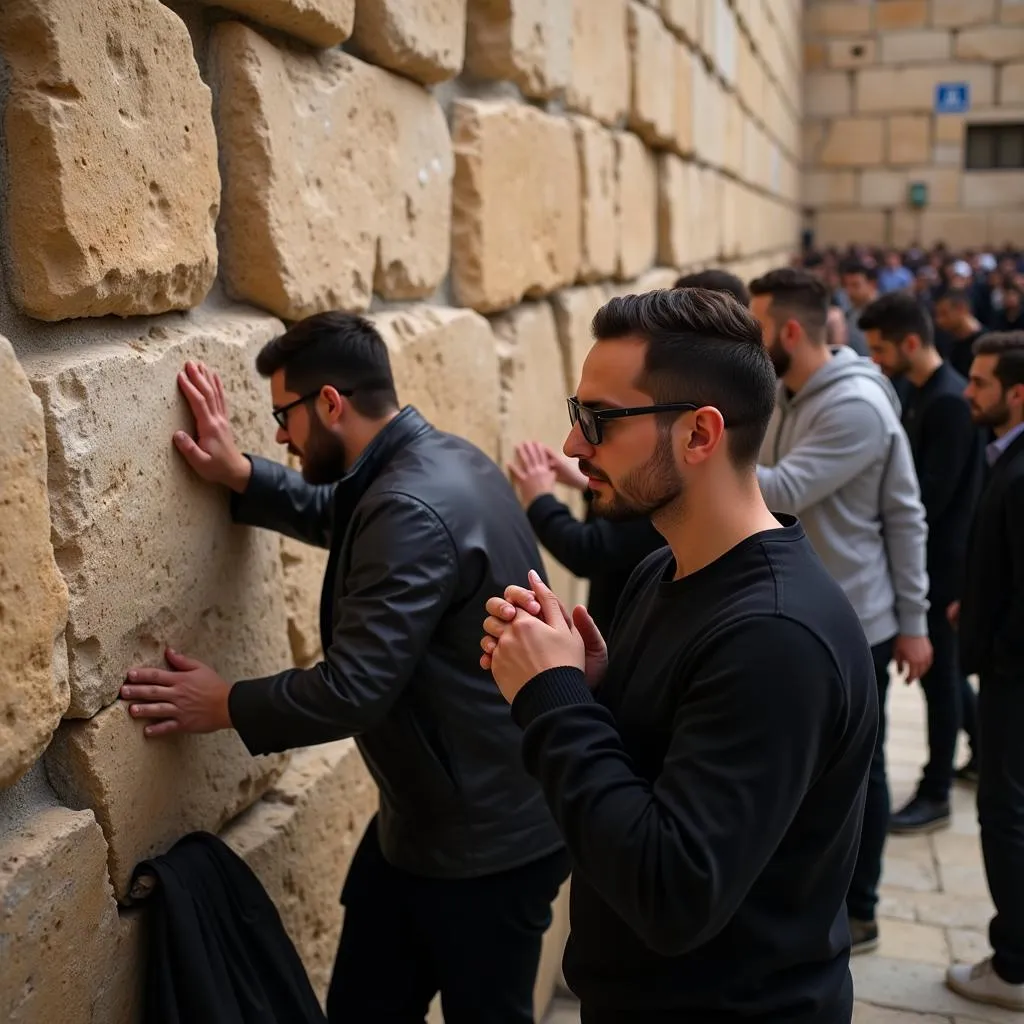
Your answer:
[748,268,932,955]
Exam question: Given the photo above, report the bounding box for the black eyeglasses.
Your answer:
[567,396,701,446]
[272,388,354,429]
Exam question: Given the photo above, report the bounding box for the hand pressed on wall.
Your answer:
[120,649,233,737]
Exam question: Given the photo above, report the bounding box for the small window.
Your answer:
[965,123,1024,170]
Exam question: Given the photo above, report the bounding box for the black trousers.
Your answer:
[326,815,571,1024]
[977,674,1024,984]
[847,637,894,922]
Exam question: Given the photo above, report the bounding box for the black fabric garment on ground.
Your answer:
[134,831,326,1024]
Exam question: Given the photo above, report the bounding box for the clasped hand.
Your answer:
[480,569,608,704]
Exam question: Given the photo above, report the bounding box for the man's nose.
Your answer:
[563,423,592,460]
[275,426,289,445]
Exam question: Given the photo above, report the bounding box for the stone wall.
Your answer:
[0,1,802,1020]
[803,0,1024,248]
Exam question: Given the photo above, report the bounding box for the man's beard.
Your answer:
[296,417,348,484]
[883,351,912,379]
[582,432,682,523]
[970,396,1010,430]
[768,336,790,378]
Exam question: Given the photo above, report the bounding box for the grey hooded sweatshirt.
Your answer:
[757,346,930,647]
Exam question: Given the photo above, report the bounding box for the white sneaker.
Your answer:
[946,957,1024,1010]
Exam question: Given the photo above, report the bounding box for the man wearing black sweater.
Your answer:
[859,293,984,832]
[946,332,1024,1012]
[479,289,878,1023]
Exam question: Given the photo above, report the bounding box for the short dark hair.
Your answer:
[936,287,971,309]
[255,311,399,418]
[857,292,934,347]
[673,269,750,307]
[973,331,1024,390]
[748,267,830,344]
[590,288,776,468]
[839,259,878,283]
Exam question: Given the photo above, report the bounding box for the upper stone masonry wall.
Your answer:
[803,0,1024,247]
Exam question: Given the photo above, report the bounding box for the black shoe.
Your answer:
[849,917,879,955]
[955,759,980,785]
[888,793,951,835]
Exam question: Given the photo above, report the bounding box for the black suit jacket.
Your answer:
[959,428,1024,678]
[900,362,984,602]
[228,407,564,879]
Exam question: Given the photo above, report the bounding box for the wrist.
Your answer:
[226,453,253,494]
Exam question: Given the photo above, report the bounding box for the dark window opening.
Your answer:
[965,123,1024,170]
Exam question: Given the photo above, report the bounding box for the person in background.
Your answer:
[673,268,751,306]
[998,282,1024,332]
[859,293,984,832]
[946,332,1024,1012]
[481,287,877,1024]
[827,304,849,349]
[934,288,987,378]
[748,268,931,956]
[878,251,914,295]
[839,261,878,357]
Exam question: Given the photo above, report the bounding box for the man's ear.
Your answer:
[678,407,726,466]
[319,385,347,425]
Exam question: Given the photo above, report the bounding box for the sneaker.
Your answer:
[946,957,1024,1010]
[955,759,980,785]
[849,917,878,956]
[888,793,951,835]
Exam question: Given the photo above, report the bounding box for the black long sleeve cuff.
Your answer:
[511,667,595,730]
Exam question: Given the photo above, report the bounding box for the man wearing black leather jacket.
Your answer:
[121,311,570,1024]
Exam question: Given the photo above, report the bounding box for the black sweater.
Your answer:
[526,492,666,635]
[512,516,877,1023]
[900,362,985,602]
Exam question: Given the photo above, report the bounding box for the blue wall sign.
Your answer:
[934,82,970,114]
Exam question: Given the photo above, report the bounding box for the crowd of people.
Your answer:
[113,247,1023,1023]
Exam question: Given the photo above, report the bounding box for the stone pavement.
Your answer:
[544,674,1018,1023]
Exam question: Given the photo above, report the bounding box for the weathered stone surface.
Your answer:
[880,29,952,64]
[349,0,466,85]
[804,170,858,207]
[857,65,995,114]
[919,210,990,249]
[615,131,658,280]
[195,0,354,46]
[451,100,581,313]
[20,308,292,717]
[627,2,675,147]
[827,37,877,70]
[817,117,885,167]
[887,115,932,165]
[661,0,699,41]
[375,306,503,462]
[0,804,141,1023]
[875,0,929,30]
[657,153,693,268]
[280,535,328,670]
[956,26,1024,63]
[0,337,69,787]
[223,740,377,1004]
[210,22,452,319]
[566,0,629,126]
[904,167,961,206]
[492,301,581,605]
[573,117,619,282]
[860,169,906,208]
[0,0,219,321]
[805,2,872,37]
[804,72,852,117]
[814,210,887,247]
[464,0,572,100]
[931,0,995,28]
[674,43,695,155]
[1003,62,1024,105]
[551,285,607,393]
[45,701,285,901]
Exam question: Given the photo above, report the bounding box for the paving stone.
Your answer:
[348,0,465,84]
[898,890,995,931]
[195,0,353,46]
[20,308,292,718]
[947,927,991,965]
[938,862,991,900]
[933,832,986,869]
[877,918,951,967]
[853,1003,948,1023]
[882,854,941,893]
[222,740,377,1004]
[0,0,219,320]
[451,100,581,313]
[0,335,69,787]
[210,22,452,319]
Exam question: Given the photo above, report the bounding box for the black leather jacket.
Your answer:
[228,407,565,878]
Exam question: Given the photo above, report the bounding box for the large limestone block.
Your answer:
[674,43,695,156]
[376,306,502,462]
[814,210,887,248]
[20,309,292,717]
[615,131,658,280]
[657,153,692,269]
[573,117,619,283]
[492,301,581,607]
[0,804,141,1023]
[280,535,328,671]
[0,337,69,788]
[566,0,630,126]
[350,0,466,85]
[210,22,452,320]
[551,285,607,392]
[662,0,699,42]
[627,2,676,147]
[223,740,378,1004]
[0,0,219,321]
[196,0,354,47]
[464,0,572,100]
[856,65,995,114]
[451,100,581,314]
[817,117,885,167]
[46,702,285,901]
